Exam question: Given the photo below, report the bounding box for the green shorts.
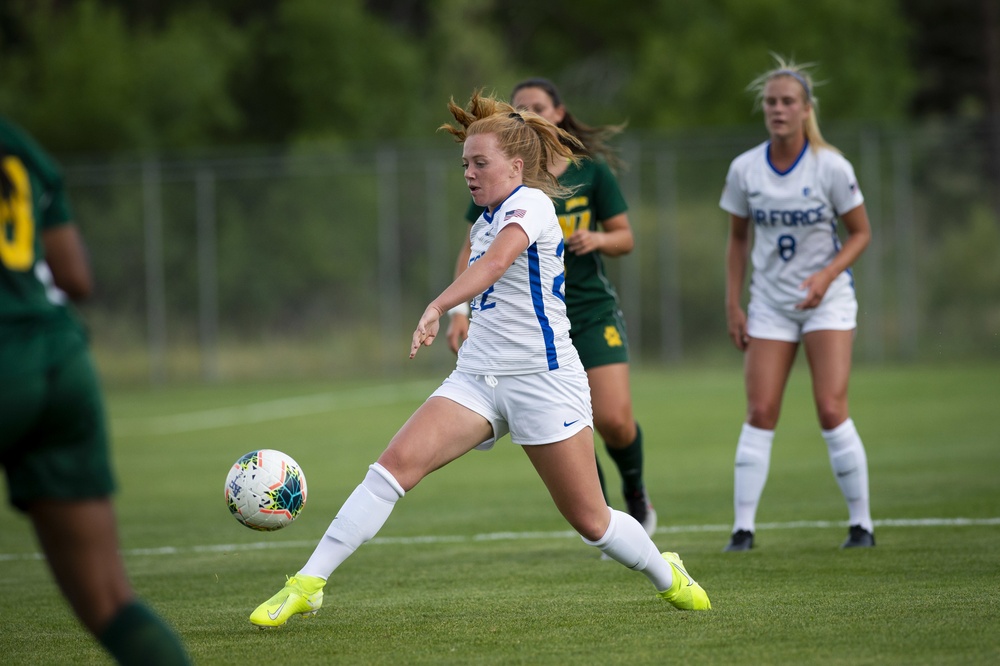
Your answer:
[0,316,115,512]
[569,307,631,370]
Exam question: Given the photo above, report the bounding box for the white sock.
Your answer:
[582,508,673,592]
[733,423,774,533]
[823,418,873,532]
[298,463,404,580]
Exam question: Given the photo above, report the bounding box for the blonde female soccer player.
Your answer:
[250,91,710,628]
[719,56,875,551]
[446,77,656,536]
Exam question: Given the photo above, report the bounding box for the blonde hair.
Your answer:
[439,90,584,201]
[748,54,838,154]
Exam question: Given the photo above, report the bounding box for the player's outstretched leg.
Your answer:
[250,463,405,628]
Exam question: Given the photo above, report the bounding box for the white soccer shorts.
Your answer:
[431,364,593,450]
[747,290,858,343]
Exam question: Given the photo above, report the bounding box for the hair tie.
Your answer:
[508,111,525,124]
[774,69,811,100]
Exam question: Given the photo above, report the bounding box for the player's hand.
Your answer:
[566,229,600,255]
[446,313,469,354]
[727,306,749,351]
[410,305,443,359]
[795,270,834,310]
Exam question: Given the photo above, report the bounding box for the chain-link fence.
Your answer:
[64,123,1000,384]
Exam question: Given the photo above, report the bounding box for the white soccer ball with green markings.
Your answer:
[224,449,307,531]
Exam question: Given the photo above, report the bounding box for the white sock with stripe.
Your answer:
[823,418,873,532]
[582,507,673,592]
[732,423,774,533]
[298,463,404,580]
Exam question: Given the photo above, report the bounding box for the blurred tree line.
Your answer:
[2,0,998,379]
[4,0,993,153]
[3,0,999,152]
[2,0,997,197]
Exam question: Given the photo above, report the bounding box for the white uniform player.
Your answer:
[720,140,865,338]
[718,58,875,554]
[437,185,591,450]
[249,94,710,629]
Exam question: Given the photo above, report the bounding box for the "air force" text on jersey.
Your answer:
[750,203,827,227]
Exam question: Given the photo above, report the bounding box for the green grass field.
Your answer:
[2,362,998,665]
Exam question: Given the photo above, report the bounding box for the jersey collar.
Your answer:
[766,139,809,176]
[483,185,524,223]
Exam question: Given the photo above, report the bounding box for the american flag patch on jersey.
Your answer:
[504,209,526,220]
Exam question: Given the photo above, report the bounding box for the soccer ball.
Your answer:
[225,449,308,531]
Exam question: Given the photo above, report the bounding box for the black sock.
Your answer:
[605,423,644,497]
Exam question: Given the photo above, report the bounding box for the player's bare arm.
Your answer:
[446,230,473,354]
[566,212,634,256]
[795,203,871,310]
[725,214,751,350]
[412,224,529,358]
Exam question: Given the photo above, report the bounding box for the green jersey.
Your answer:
[465,157,628,327]
[0,115,75,323]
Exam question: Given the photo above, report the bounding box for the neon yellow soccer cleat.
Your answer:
[250,574,325,628]
[657,552,711,611]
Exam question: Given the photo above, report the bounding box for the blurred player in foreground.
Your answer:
[447,77,657,536]
[719,55,875,551]
[0,115,191,664]
[249,91,710,628]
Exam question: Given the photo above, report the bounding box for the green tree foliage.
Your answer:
[624,0,914,128]
[0,0,246,152]
[469,0,915,128]
[256,0,426,144]
[1,0,918,153]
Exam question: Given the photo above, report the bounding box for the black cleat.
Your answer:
[841,525,875,548]
[723,529,754,552]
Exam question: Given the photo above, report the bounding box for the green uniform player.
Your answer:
[0,115,191,665]
[0,117,114,508]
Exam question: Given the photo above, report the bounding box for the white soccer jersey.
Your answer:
[456,186,580,375]
[719,141,865,310]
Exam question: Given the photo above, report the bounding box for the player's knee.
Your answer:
[814,399,847,430]
[596,414,635,448]
[566,505,612,542]
[575,515,610,542]
[746,403,780,430]
[373,452,422,492]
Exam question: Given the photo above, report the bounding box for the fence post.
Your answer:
[142,158,167,384]
[620,140,642,356]
[377,147,402,373]
[656,148,683,362]
[426,157,451,294]
[859,128,885,362]
[196,167,219,381]
[892,134,919,359]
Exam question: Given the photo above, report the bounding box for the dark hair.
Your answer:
[511,77,626,172]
